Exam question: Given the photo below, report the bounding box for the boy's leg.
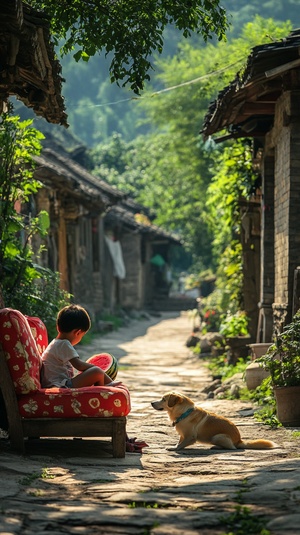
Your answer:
[71,367,105,388]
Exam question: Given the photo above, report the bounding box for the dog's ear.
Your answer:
[168,393,181,407]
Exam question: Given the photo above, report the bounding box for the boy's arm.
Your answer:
[70,357,94,372]
[70,357,121,385]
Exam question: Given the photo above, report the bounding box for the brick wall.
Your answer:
[266,90,300,326]
[259,150,275,341]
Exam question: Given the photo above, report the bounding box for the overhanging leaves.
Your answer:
[29,0,228,93]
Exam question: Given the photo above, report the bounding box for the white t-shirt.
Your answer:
[41,338,79,388]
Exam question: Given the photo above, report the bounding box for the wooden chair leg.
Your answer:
[9,428,26,454]
[0,345,25,454]
[112,419,126,458]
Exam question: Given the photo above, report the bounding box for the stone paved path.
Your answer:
[0,312,300,534]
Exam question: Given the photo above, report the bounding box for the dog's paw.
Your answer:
[166,446,179,451]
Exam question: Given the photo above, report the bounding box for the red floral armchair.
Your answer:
[0,308,131,457]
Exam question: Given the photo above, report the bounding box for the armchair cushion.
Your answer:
[0,308,42,394]
[26,315,48,356]
[18,384,130,418]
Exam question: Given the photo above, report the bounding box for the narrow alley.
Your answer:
[0,312,299,534]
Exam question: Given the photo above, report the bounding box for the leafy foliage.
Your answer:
[222,0,300,37]
[249,377,280,428]
[25,14,293,321]
[29,0,228,94]
[219,311,250,338]
[257,312,300,387]
[205,140,258,312]
[21,3,297,147]
[0,108,70,334]
[0,109,45,297]
[207,355,250,381]
[89,17,291,284]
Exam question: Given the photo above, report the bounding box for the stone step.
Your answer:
[147,296,198,311]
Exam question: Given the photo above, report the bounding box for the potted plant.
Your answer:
[257,310,300,426]
[219,311,251,364]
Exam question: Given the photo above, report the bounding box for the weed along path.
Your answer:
[0,312,300,534]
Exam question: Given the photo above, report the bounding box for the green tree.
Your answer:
[133,17,291,257]
[29,0,228,94]
[0,110,45,298]
[90,17,292,277]
[222,0,300,36]
[0,108,70,333]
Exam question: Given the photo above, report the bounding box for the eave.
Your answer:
[202,30,300,141]
[0,0,67,126]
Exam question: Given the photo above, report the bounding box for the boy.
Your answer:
[41,304,121,388]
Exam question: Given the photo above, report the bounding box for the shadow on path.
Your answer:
[77,312,181,360]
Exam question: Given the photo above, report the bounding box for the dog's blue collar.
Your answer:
[172,407,194,426]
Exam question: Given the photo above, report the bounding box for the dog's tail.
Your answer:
[237,439,276,449]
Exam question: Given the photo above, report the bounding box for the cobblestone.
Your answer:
[0,312,299,534]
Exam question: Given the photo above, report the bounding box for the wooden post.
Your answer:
[292,266,300,316]
[0,289,5,308]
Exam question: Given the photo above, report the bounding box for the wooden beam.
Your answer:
[241,102,275,115]
[265,58,300,78]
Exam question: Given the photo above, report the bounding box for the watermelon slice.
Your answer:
[87,352,118,380]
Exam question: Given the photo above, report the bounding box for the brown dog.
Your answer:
[151,391,276,451]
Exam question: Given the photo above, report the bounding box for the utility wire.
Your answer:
[66,58,244,109]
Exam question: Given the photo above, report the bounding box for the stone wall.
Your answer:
[120,233,142,309]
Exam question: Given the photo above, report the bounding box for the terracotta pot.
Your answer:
[274,385,300,426]
[248,343,272,361]
[244,362,270,390]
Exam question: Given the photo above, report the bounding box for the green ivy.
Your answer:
[0,106,70,333]
[220,311,250,338]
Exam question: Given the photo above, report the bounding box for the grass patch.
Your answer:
[19,472,41,486]
[248,378,281,428]
[128,501,169,509]
[206,355,250,381]
[220,505,270,535]
[41,468,55,479]
[20,467,55,485]
[28,490,45,497]
[98,313,123,330]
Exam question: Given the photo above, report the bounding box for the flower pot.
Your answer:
[225,336,251,365]
[274,386,300,427]
[244,362,270,390]
[248,343,272,361]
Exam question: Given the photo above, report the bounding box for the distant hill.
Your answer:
[13,0,300,148]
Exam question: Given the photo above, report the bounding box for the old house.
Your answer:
[0,0,184,318]
[202,29,300,341]
[104,199,182,311]
[33,141,126,318]
[0,0,67,309]
[0,0,67,126]
[32,139,182,317]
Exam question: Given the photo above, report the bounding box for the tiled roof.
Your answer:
[34,147,126,211]
[202,29,300,140]
[35,137,180,243]
[105,203,182,245]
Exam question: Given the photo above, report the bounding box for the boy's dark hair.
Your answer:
[57,304,91,333]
